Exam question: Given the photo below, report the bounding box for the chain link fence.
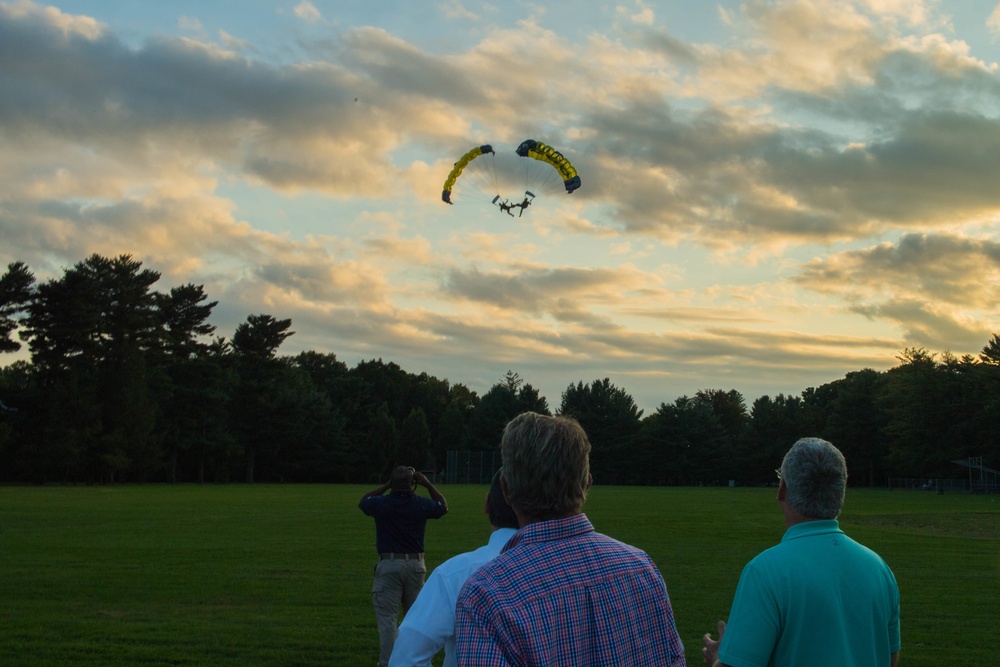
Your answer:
[445,450,501,484]
[887,478,970,493]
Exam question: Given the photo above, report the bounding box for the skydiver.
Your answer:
[497,199,516,216]
[515,192,534,217]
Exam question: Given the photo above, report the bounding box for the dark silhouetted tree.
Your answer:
[467,371,550,450]
[637,396,725,485]
[369,402,399,481]
[399,408,432,469]
[0,261,35,354]
[231,314,293,359]
[560,378,643,484]
[157,283,218,359]
[821,369,889,486]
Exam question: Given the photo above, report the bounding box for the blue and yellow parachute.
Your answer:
[515,139,581,194]
[441,144,494,204]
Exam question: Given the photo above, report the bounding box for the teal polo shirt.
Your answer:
[718,520,900,667]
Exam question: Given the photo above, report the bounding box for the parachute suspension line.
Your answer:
[519,155,561,197]
[481,150,503,200]
[462,152,503,202]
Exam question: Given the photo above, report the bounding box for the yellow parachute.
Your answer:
[441,144,494,204]
[515,139,581,194]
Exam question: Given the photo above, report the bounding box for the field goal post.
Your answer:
[445,450,501,485]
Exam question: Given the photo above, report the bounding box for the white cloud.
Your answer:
[617,1,655,26]
[294,1,322,23]
[218,29,249,50]
[177,15,202,32]
[2,0,104,39]
[988,3,1000,36]
[858,0,934,26]
[438,0,481,21]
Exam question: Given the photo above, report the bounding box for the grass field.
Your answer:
[0,484,996,666]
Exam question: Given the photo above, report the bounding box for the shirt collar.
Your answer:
[781,519,842,542]
[488,527,518,550]
[502,513,594,553]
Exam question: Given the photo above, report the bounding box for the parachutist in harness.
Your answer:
[494,191,535,217]
[497,199,520,218]
[514,191,535,217]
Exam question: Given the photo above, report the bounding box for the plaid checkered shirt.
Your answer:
[455,513,686,666]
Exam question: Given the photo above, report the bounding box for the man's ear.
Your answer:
[777,478,787,501]
[500,473,512,505]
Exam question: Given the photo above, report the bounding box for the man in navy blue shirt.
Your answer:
[360,466,448,667]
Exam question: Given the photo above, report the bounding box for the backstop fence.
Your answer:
[445,450,501,485]
[442,452,1000,492]
[888,478,968,493]
[887,478,999,493]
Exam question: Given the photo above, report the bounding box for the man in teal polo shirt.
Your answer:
[702,437,900,667]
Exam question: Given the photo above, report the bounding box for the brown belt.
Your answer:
[379,552,424,560]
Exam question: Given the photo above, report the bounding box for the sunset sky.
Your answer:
[3,0,1000,412]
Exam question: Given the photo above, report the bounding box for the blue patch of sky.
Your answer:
[215,179,354,240]
[945,0,1000,52]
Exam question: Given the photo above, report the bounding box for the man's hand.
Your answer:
[414,470,448,513]
[702,620,726,667]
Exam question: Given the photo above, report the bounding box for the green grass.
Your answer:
[0,485,996,666]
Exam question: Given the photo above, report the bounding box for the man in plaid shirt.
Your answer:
[455,412,686,666]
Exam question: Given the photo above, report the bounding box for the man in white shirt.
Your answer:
[388,471,518,667]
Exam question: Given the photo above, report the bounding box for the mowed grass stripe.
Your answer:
[1,485,995,666]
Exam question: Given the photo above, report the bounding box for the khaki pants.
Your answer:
[372,557,427,667]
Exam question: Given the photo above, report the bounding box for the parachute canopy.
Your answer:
[442,144,494,204]
[515,139,581,194]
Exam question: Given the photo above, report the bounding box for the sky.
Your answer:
[3,0,1000,414]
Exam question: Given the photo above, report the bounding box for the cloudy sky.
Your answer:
[3,0,1000,412]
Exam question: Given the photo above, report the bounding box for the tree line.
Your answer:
[0,254,997,486]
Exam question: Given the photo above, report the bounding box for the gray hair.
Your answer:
[500,412,590,520]
[780,437,847,520]
[390,465,415,494]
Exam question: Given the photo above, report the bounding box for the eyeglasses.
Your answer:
[775,468,782,480]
